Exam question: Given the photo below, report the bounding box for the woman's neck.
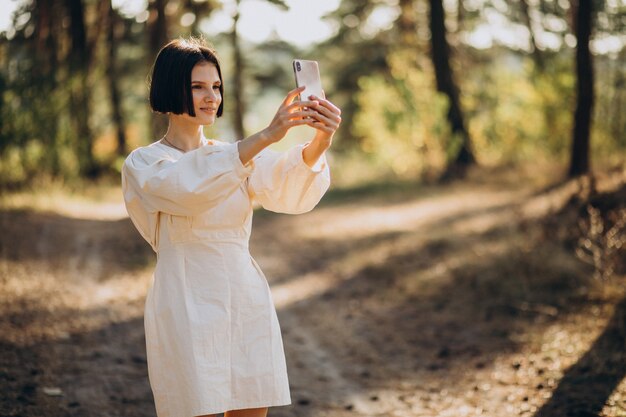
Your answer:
[163,116,204,152]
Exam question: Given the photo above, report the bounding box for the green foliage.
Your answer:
[353,51,450,179]
[462,52,576,164]
[591,53,626,164]
[1,0,624,189]
[0,141,46,187]
[345,43,625,181]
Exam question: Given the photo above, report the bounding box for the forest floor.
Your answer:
[0,162,625,417]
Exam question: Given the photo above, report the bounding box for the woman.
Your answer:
[121,37,340,417]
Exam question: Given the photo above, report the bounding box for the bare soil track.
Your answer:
[1,164,625,417]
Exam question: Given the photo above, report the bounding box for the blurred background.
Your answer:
[0,0,624,187]
[1,0,626,416]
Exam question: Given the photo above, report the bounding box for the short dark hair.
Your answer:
[149,37,224,118]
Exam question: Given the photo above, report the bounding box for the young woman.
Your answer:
[121,38,340,417]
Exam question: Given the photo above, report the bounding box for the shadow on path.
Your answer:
[534,295,626,417]
[0,312,154,417]
[0,208,153,281]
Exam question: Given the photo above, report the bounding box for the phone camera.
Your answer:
[296,62,301,71]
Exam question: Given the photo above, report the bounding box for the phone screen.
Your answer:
[293,60,323,101]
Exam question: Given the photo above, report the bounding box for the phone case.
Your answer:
[293,59,323,101]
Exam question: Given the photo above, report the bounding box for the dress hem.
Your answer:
[189,398,292,416]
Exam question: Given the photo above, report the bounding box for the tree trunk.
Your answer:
[610,49,624,144]
[231,0,246,140]
[428,0,475,179]
[398,0,417,45]
[520,0,544,71]
[106,0,127,157]
[568,0,594,177]
[183,0,215,36]
[456,0,464,34]
[148,0,168,60]
[66,0,97,177]
[148,0,169,140]
[34,0,61,174]
[35,0,57,76]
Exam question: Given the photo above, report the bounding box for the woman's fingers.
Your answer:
[286,113,335,133]
[286,118,318,130]
[309,103,341,123]
[282,86,306,107]
[287,99,340,124]
[285,109,319,119]
[308,120,334,133]
[287,108,339,133]
[268,89,340,140]
[308,111,337,128]
[285,100,319,113]
[303,104,341,128]
[293,113,334,131]
[306,95,342,132]
[309,95,341,115]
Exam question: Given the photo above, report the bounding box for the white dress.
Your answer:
[121,138,330,417]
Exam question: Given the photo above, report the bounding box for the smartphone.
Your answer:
[293,59,324,101]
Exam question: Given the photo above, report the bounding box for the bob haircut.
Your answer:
[149,37,224,118]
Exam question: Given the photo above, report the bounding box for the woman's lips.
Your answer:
[200,107,216,114]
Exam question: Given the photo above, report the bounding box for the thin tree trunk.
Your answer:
[106,0,127,157]
[148,0,169,140]
[428,0,475,178]
[520,0,544,71]
[398,0,417,45]
[148,0,168,60]
[611,50,624,144]
[183,0,214,36]
[231,0,246,140]
[35,0,57,75]
[35,0,61,174]
[568,0,594,177]
[456,0,464,34]
[66,0,97,177]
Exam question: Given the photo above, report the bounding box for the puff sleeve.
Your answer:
[248,143,331,214]
[121,142,253,250]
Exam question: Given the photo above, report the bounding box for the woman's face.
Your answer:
[184,61,222,125]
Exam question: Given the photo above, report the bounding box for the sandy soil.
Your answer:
[1,164,625,417]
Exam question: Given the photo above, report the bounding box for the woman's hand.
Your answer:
[307,93,342,148]
[262,86,322,144]
[301,93,341,168]
[238,86,321,165]
[238,87,341,167]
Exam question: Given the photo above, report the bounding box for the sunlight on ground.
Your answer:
[0,260,152,346]
[297,188,522,241]
[271,228,513,310]
[1,185,127,220]
[1,164,624,416]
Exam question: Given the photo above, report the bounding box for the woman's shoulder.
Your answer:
[126,141,157,156]
[123,140,173,169]
[205,138,232,147]
[125,138,233,163]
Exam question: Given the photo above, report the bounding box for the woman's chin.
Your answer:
[192,114,216,125]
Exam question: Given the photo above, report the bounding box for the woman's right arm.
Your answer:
[237,86,321,165]
[122,143,251,217]
[123,87,322,217]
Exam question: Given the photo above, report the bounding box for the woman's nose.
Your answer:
[205,89,219,103]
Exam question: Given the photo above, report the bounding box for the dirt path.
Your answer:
[1,166,625,417]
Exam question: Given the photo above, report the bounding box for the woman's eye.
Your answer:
[192,85,201,89]
[213,85,220,90]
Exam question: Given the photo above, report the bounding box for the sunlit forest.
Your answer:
[1,0,625,416]
[1,0,624,186]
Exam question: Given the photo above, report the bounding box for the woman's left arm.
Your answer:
[302,94,342,168]
[247,94,340,215]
